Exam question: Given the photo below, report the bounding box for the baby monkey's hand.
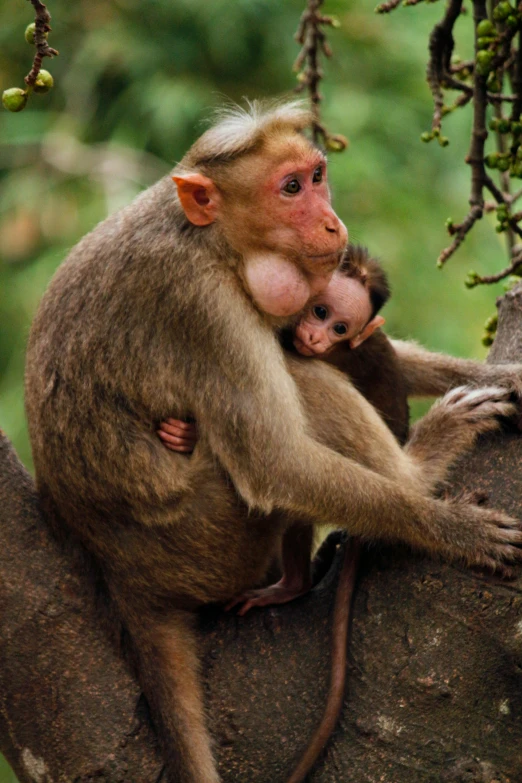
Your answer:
[157,418,197,453]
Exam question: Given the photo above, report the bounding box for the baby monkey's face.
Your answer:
[293,272,384,357]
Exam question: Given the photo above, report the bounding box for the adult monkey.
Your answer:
[25,102,522,783]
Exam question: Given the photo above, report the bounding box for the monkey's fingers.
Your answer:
[157,429,196,453]
[161,419,198,437]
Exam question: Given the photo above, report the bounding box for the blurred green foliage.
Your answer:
[0,1,515,777]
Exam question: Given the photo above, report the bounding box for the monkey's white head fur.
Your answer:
[182,99,313,169]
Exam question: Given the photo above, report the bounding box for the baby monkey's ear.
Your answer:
[173,173,221,226]
[349,315,385,350]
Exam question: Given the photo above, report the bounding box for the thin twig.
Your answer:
[426,0,463,132]
[375,0,402,14]
[24,0,58,88]
[437,205,482,266]
[294,0,347,149]
[475,251,522,284]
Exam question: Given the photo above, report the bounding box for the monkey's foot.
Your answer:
[441,385,517,427]
[225,579,312,616]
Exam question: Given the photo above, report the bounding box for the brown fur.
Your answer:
[25,102,522,782]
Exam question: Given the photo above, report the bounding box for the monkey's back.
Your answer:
[25,179,282,609]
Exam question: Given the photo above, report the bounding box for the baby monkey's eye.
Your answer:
[313,305,328,320]
[312,166,323,183]
[283,179,301,195]
[333,323,347,336]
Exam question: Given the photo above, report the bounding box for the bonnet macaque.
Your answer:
[26,102,522,783]
[159,244,408,455]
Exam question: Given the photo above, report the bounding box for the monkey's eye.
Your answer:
[312,166,323,183]
[283,179,301,195]
[333,323,347,336]
[313,305,328,320]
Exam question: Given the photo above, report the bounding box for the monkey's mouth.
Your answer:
[293,337,322,357]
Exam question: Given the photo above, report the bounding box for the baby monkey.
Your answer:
[158,245,404,610]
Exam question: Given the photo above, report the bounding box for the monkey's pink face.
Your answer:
[259,147,348,275]
[239,142,348,316]
[293,273,373,356]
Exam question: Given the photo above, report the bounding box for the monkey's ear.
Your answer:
[172,173,221,226]
[349,315,385,350]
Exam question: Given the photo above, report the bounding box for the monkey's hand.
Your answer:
[157,418,197,453]
[440,500,522,579]
[225,577,312,616]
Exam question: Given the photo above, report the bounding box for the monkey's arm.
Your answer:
[390,338,522,397]
[191,324,522,569]
[226,524,314,615]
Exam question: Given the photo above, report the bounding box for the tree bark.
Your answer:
[1,288,522,783]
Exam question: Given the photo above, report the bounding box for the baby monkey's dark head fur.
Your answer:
[338,244,391,322]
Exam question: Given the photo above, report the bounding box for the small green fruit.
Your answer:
[484,314,498,331]
[493,1,512,21]
[482,334,494,347]
[497,119,511,133]
[497,156,511,171]
[485,153,499,168]
[2,87,28,112]
[25,23,36,44]
[477,19,495,36]
[505,14,519,28]
[24,22,48,45]
[513,122,522,135]
[439,136,450,147]
[421,131,433,142]
[33,69,54,94]
[478,36,494,49]
[477,50,494,67]
[504,275,522,290]
[465,271,480,288]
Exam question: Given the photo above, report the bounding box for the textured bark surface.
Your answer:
[1,286,522,783]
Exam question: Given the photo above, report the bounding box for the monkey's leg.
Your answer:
[390,339,522,397]
[227,524,314,615]
[123,607,220,783]
[405,385,517,492]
